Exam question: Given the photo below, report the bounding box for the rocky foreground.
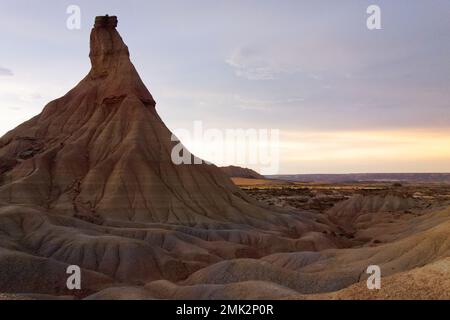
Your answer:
[0,16,449,300]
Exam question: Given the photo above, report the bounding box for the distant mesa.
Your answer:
[269,173,450,184]
[220,165,265,179]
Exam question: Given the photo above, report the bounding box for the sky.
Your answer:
[0,0,449,174]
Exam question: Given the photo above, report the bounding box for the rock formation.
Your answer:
[220,165,265,179]
[0,16,301,229]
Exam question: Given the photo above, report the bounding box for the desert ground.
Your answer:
[1,176,449,299]
[0,16,449,300]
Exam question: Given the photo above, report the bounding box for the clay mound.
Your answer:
[145,280,299,300]
[3,203,443,299]
[348,205,450,245]
[174,214,450,297]
[326,194,422,233]
[86,280,299,300]
[83,228,450,300]
[0,206,196,289]
[40,253,450,300]
[85,286,156,300]
[181,258,358,294]
[261,251,324,270]
[291,217,450,284]
[0,246,112,295]
[328,194,420,218]
[0,293,34,300]
[220,165,265,179]
[0,203,334,293]
[304,257,450,300]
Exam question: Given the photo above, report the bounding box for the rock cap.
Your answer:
[94,15,118,28]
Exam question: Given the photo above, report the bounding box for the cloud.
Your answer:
[225,46,302,80]
[234,95,304,111]
[225,58,278,80]
[19,93,43,102]
[0,67,13,76]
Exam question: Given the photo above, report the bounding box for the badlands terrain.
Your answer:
[0,16,449,300]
